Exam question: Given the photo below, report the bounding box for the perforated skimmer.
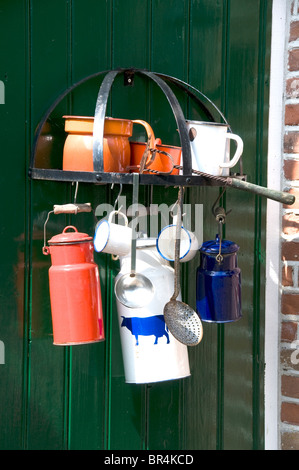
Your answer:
[163,186,203,346]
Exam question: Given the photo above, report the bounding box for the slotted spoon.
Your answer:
[163,186,203,346]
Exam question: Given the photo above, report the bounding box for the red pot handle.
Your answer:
[63,225,78,233]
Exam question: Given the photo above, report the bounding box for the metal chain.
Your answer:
[216,218,224,263]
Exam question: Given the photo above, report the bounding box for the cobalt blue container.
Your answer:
[196,235,242,323]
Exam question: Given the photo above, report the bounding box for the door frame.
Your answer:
[265,0,289,450]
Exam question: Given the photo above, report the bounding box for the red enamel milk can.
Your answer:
[43,225,105,345]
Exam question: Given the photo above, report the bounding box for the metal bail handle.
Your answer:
[92,69,193,175]
[42,203,92,254]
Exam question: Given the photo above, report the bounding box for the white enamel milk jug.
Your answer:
[115,237,191,384]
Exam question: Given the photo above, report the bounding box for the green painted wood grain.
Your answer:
[0,0,28,450]
[0,0,272,450]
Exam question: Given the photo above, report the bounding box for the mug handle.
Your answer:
[220,133,244,168]
[108,210,128,226]
[132,119,156,166]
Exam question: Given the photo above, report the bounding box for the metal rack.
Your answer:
[29,68,238,187]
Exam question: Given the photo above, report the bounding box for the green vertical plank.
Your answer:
[67,0,113,450]
[109,0,152,450]
[0,1,27,450]
[222,0,271,450]
[28,0,71,449]
[217,0,229,451]
[112,0,151,70]
[147,0,191,451]
[65,187,108,451]
[222,0,253,450]
[185,0,226,450]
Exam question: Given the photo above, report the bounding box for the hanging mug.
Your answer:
[94,210,132,256]
[156,216,199,263]
[185,121,244,176]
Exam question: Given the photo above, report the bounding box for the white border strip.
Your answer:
[265,0,288,450]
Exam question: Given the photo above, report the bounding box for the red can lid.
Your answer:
[48,226,92,245]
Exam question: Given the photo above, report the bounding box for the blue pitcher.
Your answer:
[196,235,242,323]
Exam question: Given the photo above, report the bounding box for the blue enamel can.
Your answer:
[196,235,242,323]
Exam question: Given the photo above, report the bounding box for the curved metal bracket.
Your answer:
[91,69,192,174]
[141,71,192,175]
[92,70,119,172]
[30,68,112,171]
[29,67,232,184]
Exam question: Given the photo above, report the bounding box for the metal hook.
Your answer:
[72,181,79,204]
[111,183,123,210]
[211,187,232,222]
[170,187,186,216]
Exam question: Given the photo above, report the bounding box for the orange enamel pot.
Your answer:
[129,120,181,175]
[62,115,133,173]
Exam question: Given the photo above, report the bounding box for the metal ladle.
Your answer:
[115,173,154,308]
[163,186,203,346]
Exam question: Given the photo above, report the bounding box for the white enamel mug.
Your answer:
[185,121,244,176]
[94,210,132,256]
[156,216,199,263]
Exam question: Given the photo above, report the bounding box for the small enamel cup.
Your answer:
[156,217,199,263]
[94,210,132,256]
[185,121,244,177]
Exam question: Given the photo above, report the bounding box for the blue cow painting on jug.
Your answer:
[121,315,170,345]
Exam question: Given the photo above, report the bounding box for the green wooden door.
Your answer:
[0,0,271,450]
